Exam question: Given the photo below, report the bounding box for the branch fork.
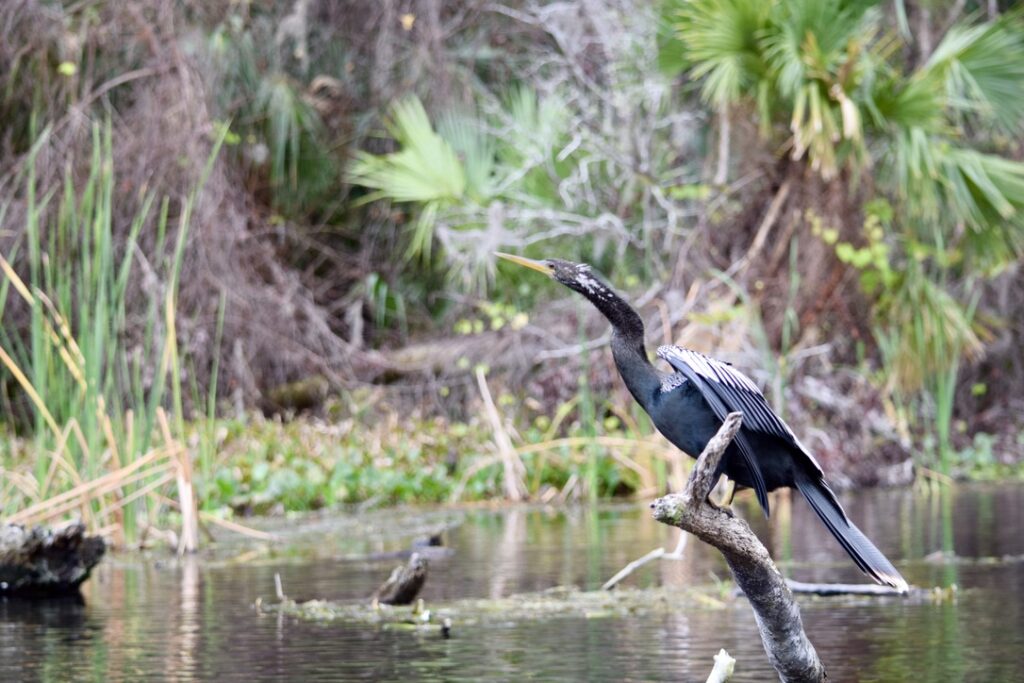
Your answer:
[651,412,826,683]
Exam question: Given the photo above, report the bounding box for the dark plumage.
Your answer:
[497,253,908,592]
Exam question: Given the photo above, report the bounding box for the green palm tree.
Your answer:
[662,0,1024,468]
[665,0,1024,248]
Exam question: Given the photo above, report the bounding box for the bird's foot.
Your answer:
[705,495,735,517]
[705,478,736,516]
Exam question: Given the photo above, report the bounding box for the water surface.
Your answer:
[2,485,1023,681]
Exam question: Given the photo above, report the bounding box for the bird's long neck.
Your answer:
[585,290,662,409]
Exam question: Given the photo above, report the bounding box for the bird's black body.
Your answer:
[499,253,908,592]
[642,378,771,490]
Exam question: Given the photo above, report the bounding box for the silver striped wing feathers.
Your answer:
[656,345,824,515]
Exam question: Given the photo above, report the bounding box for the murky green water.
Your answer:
[3,485,1023,681]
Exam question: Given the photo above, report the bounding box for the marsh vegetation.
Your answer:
[2,1,1023,550]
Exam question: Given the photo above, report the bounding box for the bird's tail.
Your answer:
[794,469,909,593]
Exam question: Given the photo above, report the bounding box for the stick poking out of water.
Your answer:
[274,572,285,601]
[371,553,429,606]
[706,648,736,683]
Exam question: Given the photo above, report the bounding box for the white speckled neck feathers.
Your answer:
[572,265,613,300]
[562,265,644,342]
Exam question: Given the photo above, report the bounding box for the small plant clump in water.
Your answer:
[260,584,728,631]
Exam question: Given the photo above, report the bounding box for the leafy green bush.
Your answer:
[664,0,1024,470]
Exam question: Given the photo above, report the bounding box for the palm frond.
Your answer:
[890,132,1024,264]
[502,87,568,164]
[437,111,495,202]
[764,0,878,97]
[925,18,1024,131]
[944,148,1024,223]
[868,70,945,132]
[670,0,770,107]
[657,0,691,76]
[256,75,322,191]
[494,87,569,204]
[348,97,466,204]
[896,135,1024,224]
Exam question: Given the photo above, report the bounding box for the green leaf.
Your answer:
[925,19,1024,131]
[835,242,856,263]
[348,96,466,204]
[667,0,771,107]
[667,183,712,200]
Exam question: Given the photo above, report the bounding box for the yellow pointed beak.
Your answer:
[495,252,553,276]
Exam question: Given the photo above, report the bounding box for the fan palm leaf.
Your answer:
[348,97,467,205]
[924,18,1024,131]
[667,0,770,107]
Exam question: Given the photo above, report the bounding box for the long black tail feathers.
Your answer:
[794,472,910,594]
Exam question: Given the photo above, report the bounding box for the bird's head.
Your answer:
[495,253,614,302]
[496,252,644,342]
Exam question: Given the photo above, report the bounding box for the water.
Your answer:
[3,485,1024,682]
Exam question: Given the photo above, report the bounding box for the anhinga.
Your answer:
[497,253,908,592]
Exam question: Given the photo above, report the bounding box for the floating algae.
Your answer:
[258,584,729,634]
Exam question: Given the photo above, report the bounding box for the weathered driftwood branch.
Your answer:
[602,530,688,590]
[602,547,665,590]
[0,522,106,596]
[651,413,826,683]
[371,553,429,606]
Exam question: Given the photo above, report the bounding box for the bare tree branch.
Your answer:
[650,413,826,683]
[601,547,664,590]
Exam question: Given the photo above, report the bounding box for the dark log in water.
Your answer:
[372,552,428,606]
[0,522,105,597]
[651,413,827,683]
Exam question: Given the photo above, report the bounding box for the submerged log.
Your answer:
[372,552,428,606]
[0,522,106,597]
[651,413,827,683]
[785,579,906,596]
[267,584,729,629]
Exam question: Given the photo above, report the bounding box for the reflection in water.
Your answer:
[489,507,523,599]
[164,556,200,680]
[1,484,1023,681]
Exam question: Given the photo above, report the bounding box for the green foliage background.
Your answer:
[2,0,1024,531]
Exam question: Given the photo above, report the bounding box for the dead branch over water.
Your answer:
[651,413,826,683]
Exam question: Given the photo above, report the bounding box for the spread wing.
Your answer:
[656,345,823,516]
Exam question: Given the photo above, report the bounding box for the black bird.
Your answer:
[497,253,908,592]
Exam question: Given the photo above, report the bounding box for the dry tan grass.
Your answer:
[3,407,195,550]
